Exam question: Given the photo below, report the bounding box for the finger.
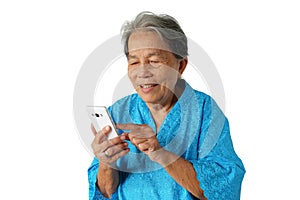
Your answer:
[91,123,97,136]
[128,130,155,140]
[91,139,108,155]
[117,124,156,139]
[98,137,123,152]
[116,124,140,131]
[127,134,136,145]
[107,135,126,146]
[104,142,128,157]
[92,132,104,148]
[100,147,130,165]
[94,126,111,144]
[130,137,147,146]
[109,148,130,163]
[102,125,111,136]
[92,140,123,160]
[92,131,126,156]
[137,141,151,151]
[130,126,156,139]
[120,132,130,140]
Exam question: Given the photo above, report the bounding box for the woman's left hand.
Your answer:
[116,124,162,162]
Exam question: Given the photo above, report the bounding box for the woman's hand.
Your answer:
[116,124,162,162]
[91,124,129,197]
[91,124,129,166]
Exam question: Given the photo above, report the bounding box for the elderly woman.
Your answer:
[88,12,245,200]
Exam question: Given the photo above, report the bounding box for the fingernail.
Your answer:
[120,135,126,140]
[105,126,110,131]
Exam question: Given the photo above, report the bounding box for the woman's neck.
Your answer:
[146,79,185,131]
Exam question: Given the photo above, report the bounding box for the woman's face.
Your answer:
[127,31,186,105]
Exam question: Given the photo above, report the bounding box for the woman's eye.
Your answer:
[150,60,165,68]
[150,60,159,63]
[129,62,138,66]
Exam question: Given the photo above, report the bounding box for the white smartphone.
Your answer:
[86,106,118,140]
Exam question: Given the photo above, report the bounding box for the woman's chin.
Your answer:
[139,96,159,104]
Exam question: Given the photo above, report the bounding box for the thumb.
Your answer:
[102,125,111,137]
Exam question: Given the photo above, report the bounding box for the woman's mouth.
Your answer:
[140,84,157,88]
[139,84,158,93]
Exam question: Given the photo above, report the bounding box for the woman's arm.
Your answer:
[154,150,207,200]
[116,124,207,199]
[96,165,119,198]
[90,125,129,198]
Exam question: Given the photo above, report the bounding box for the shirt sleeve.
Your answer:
[190,97,245,200]
[88,157,119,200]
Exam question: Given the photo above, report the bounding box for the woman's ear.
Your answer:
[178,58,188,76]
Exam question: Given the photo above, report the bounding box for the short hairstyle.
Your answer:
[121,11,188,59]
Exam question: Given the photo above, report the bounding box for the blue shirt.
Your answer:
[88,81,245,200]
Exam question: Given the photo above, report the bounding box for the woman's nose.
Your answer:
[137,64,153,78]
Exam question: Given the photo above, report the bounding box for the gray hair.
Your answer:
[121,11,188,59]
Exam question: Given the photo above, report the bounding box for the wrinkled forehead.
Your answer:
[127,48,173,59]
[128,30,171,53]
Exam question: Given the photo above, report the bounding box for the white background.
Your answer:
[1,0,299,199]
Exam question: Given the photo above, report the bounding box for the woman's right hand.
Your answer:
[91,124,129,166]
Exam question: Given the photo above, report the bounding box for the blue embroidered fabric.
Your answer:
[88,81,245,200]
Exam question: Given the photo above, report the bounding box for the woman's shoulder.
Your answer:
[191,88,225,117]
[189,88,212,106]
[188,86,224,115]
[193,89,210,99]
[182,80,211,104]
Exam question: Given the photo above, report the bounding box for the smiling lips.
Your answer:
[139,84,158,93]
